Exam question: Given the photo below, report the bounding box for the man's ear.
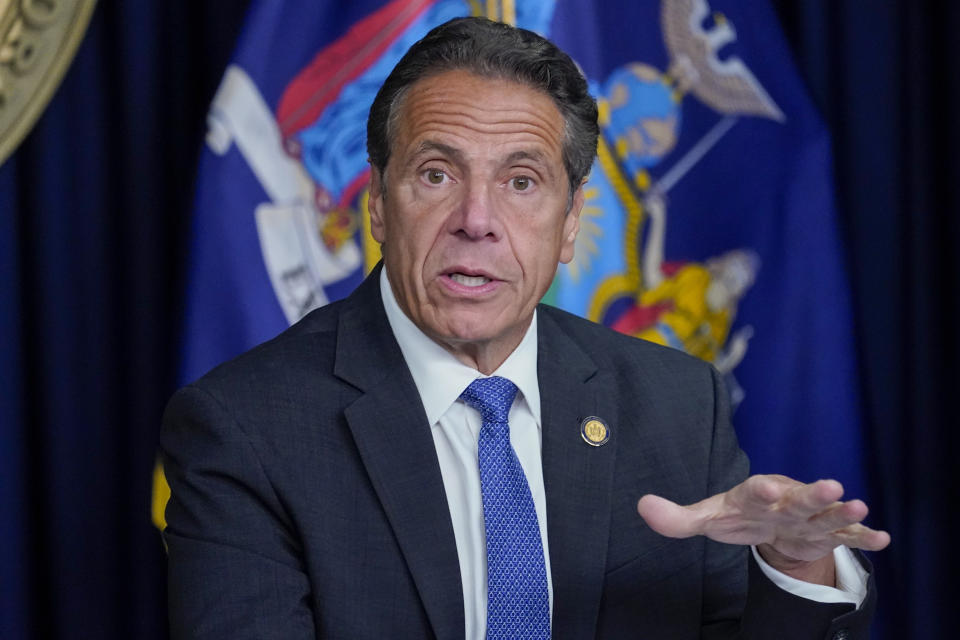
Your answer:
[559,181,586,265]
[368,166,387,244]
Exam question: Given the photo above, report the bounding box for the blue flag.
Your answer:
[178,0,865,502]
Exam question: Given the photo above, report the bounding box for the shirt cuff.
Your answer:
[750,545,868,607]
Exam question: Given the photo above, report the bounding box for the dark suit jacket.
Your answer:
[161,266,875,639]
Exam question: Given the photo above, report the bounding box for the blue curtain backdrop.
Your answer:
[0,1,954,638]
[0,3,250,637]
[772,2,959,636]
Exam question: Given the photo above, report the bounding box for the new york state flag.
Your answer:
[154,0,866,526]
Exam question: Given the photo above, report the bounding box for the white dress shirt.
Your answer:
[379,269,867,638]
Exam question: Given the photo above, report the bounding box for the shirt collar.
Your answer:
[379,268,541,427]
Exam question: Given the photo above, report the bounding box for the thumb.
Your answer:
[637,494,704,539]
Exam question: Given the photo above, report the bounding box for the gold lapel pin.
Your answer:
[580,416,610,447]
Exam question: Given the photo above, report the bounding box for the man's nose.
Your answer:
[448,180,498,240]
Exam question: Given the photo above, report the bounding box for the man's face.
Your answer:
[369,70,583,369]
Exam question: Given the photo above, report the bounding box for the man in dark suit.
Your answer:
[161,17,888,639]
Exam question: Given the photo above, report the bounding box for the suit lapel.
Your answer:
[334,270,464,640]
[538,309,618,639]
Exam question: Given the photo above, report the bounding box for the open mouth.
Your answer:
[449,272,492,287]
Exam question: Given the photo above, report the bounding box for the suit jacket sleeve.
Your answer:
[161,384,316,640]
[701,365,877,640]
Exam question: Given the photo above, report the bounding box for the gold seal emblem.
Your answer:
[0,0,98,164]
[580,416,610,447]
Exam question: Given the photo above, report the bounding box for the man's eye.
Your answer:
[511,176,532,191]
[425,169,446,184]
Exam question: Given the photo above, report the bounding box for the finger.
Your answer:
[807,499,869,532]
[829,524,892,552]
[637,494,710,539]
[737,474,795,509]
[777,479,846,519]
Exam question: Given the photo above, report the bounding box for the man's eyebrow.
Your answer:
[504,149,556,179]
[504,149,547,165]
[411,140,464,163]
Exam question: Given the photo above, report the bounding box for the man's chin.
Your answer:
[430,325,499,348]
[426,313,529,354]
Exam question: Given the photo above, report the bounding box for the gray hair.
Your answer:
[367,17,599,199]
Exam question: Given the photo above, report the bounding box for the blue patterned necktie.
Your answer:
[460,376,550,640]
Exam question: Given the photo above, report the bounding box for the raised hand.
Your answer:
[637,474,890,584]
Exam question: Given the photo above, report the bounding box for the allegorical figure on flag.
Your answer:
[160,16,888,639]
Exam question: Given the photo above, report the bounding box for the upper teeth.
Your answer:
[451,273,490,287]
